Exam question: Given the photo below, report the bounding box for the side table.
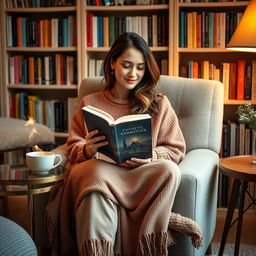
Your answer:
[0,164,67,239]
[218,155,256,256]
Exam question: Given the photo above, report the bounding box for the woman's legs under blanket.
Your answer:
[76,192,118,253]
[70,158,181,255]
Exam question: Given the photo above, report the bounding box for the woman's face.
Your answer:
[111,47,146,93]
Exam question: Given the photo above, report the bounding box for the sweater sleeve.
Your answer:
[152,96,186,164]
[66,99,89,164]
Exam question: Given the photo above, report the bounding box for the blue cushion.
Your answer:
[0,216,37,256]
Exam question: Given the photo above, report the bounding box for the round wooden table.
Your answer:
[218,155,256,256]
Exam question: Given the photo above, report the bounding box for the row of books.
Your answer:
[87,55,168,77]
[6,0,75,7]
[7,16,77,47]
[88,59,104,77]
[9,93,79,133]
[179,11,242,48]
[9,54,77,85]
[87,14,168,47]
[218,121,255,208]
[180,60,256,101]
[86,0,168,6]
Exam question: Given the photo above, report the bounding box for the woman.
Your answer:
[46,32,202,256]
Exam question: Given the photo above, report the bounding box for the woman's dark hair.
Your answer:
[103,32,161,116]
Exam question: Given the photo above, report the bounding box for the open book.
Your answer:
[82,105,152,164]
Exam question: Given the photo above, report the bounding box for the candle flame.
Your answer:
[33,145,43,151]
[25,117,35,126]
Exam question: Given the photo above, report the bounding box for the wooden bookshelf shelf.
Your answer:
[6,47,77,52]
[5,7,77,13]
[86,47,168,52]
[178,1,249,8]
[85,4,169,11]
[178,48,228,53]
[224,100,252,105]
[7,85,78,89]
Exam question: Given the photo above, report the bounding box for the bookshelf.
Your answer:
[173,0,256,140]
[81,1,173,78]
[0,0,83,139]
[173,0,256,216]
[173,1,251,106]
[1,0,255,210]
[0,0,174,138]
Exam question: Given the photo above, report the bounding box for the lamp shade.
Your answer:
[227,0,256,52]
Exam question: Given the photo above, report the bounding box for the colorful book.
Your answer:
[82,105,152,164]
[236,60,246,100]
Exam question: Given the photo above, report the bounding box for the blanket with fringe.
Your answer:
[45,159,202,256]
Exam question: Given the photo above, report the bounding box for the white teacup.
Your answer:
[26,151,62,173]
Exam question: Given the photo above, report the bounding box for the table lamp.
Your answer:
[227,0,256,52]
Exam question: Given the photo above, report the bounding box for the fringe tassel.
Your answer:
[81,239,114,256]
[137,231,172,256]
[168,213,203,249]
[192,236,203,249]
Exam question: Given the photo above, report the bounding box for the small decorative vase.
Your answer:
[252,129,256,164]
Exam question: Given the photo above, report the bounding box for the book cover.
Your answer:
[82,105,152,164]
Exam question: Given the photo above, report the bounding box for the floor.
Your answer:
[1,196,256,254]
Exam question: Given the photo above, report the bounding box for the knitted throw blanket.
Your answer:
[45,159,202,256]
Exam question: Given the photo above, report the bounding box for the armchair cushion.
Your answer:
[0,117,54,151]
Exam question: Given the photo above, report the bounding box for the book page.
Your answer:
[115,114,151,125]
[82,105,114,124]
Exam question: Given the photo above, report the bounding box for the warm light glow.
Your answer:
[34,145,43,151]
[227,0,256,52]
[25,117,35,126]
[28,127,38,142]
[226,47,256,52]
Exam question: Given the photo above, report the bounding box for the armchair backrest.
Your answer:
[78,75,223,154]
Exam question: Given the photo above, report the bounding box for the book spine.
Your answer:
[113,126,121,164]
[179,12,185,47]
[236,60,246,100]
[244,62,252,100]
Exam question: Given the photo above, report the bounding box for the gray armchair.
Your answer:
[34,75,224,256]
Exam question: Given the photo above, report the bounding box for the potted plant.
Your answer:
[237,104,256,163]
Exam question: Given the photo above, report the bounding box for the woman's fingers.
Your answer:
[87,135,106,145]
[84,130,108,158]
[123,158,152,168]
[85,130,99,140]
[130,158,152,164]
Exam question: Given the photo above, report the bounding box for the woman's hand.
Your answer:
[120,158,153,168]
[84,130,108,158]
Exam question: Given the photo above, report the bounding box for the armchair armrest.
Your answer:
[169,149,219,256]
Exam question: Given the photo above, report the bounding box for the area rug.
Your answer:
[212,243,256,256]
